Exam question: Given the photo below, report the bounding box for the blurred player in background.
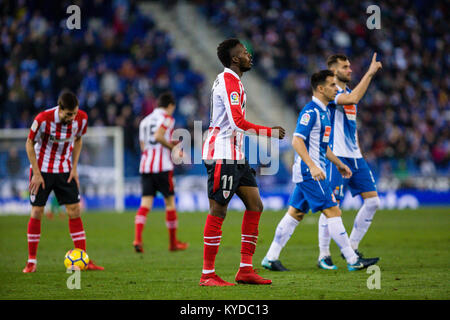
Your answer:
[199,39,286,286]
[262,70,379,272]
[133,92,188,253]
[316,53,382,269]
[23,90,103,273]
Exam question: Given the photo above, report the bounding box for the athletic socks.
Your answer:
[266,212,299,261]
[318,213,331,260]
[69,217,86,251]
[27,217,41,263]
[166,209,178,247]
[240,210,262,268]
[134,206,149,245]
[327,216,358,265]
[202,214,224,274]
[349,197,380,250]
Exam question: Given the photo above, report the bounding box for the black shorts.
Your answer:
[205,159,258,206]
[30,172,80,207]
[141,171,175,198]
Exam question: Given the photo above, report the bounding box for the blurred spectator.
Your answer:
[198,0,449,177]
[0,0,206,176]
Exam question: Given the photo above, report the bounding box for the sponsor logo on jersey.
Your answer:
[230,92,240,105]
[323,126,331,143]
[344,105,357,121]
[49,135,73,143]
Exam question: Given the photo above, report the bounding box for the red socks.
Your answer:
[69,217,86,251]
[202,214,224,274]
[134,206,149,245]
[27,216,87,263]
[27,217,41,263]
[166,209,178,247]
[202,211,262,274]
[134,207,180,247]
[240,210,262,268]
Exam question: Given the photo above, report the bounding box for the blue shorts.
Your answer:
[327,157,377,201]
[288,178,338,213]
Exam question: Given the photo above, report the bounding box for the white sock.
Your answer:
[266,212,299,261]
[318,213,331,260]
[349,197,380,250]
[327,216,358,264]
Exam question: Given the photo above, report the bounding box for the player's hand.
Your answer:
[310,165,326,181]
[271,126,286,139]
[30,173,45,195]
[367,52,382,76]
[67,169,80,190]
[338,164,352,179]
[171,143,184,163]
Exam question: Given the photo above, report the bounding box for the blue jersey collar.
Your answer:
[312,96,327,111]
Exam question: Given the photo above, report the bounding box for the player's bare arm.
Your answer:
[26,137,45,194]
[292,135,325,181]
[326,146,352,179]
[67,136,82,189]
[334,53,382,105]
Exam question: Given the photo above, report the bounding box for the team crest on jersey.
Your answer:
[30,194,36,203]
[300,113,310,125]
[230,92,240,105]
[223,190,230,199]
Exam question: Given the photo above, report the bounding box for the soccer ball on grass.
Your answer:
[64,248,89,270]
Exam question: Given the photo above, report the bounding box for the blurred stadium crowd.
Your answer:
[0,0,208,176]
[0,0,448,182]
[198,0,449,177]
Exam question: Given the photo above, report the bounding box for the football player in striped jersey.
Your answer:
[133,92,188,253]
[199,39,285,286]
[23,90,103,272]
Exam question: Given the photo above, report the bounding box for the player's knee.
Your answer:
[250,200,264,213]
[31,207,44,219]
[210,203,227,219]
[324,206,342,218]
[287,207,304,221]
[66,203,81,218]
[365,196,380,211]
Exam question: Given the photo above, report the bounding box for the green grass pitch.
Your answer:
[0,207,449,300]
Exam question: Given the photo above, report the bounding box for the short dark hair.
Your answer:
[217,38,241,67]
[58,90,79,110]
[327,54,348,68]
[311,70,335,90]
[157,91,175,108]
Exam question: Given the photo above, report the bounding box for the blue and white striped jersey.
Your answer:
[292,96,332,183]
[327,85,362,159]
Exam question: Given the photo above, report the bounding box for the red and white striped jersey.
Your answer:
[139,108,175,173]
[202,68,273,160]
[28,106,88,173]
